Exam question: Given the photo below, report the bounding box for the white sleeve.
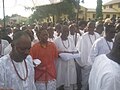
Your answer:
[0,61,5,88]
[100,73,120,90]
[88,41,99,65]
[76,36,82,52]
[54,38,60,50]
[4,44,12,55]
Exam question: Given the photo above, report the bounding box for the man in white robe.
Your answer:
[78,20,87,34]
[88,24,116,65]
[0,55,36,90]
[4,29,38,55]
[54,23,62,39]
[54,25,78,90]
[89,32,120,90]
[47,26,56,42]
[0,31,36,90]
[76,21,100,90]
[68,24,82,89]
[68,24,81,46]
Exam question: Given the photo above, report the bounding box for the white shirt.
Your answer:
[89,54,120,90]
[68,34,81,46]
[76,32,100,66]
[0,55,36,90]
[54,37,77,87]
[53,31,61,40]
[1,39,9,56]
[4,44,12,55]
[88,37,113,65]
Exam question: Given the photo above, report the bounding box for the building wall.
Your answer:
[104,3,120,12]
[78,6,87,20]
[86,12,120,21]
[103,13,120,19]
[112,3,120,12]
[103,3,120,19]
[86,12,96,21]
[86,2,120,21]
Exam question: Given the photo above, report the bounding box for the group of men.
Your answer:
[0,18,120,90]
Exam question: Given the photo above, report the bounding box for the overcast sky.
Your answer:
[0,0,111,19]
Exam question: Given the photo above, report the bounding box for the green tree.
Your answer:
[30,0,77,23]
[2,15,10,26]
[96,0,103,19]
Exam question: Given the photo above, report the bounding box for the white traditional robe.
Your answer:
[79,30,84,35]
[68,34,81,47]
[54,37,77,88]
[76,32,100,90]
[89,54,120,90]
[35,79,56,90]
[1,39,9,56]
[0,55,36,90]
[88,37,113,65]
[8,32,13,40]
[77,32,100,66]
[4,44,12,55]
[53,31,61,40]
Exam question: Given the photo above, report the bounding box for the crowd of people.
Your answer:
[0,17,120,90]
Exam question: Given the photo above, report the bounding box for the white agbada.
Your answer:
[0,54,36,90]
[88,37,113,65]
[53,31,61,40]
[1,39,9,56]
[4,44,12,55]
[79,30,84,35]
[54,37,77,88]
[68,33,81,47]
[76,32,100,90]
[89,54,120,90]
[77,32,100,66]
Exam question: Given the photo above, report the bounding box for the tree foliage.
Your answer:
[96,0,103,19]
[30,0,77,23]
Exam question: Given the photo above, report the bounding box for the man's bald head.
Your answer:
[11,31,31,62]
[12,31,31,45]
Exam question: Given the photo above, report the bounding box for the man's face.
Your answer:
[107,28,116,39]
[79,24,86,30]
[96,26,104,35]
[69,26,77,35]
[14,36,31,61]
[62,28,69,38]
[87,24,95,32]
